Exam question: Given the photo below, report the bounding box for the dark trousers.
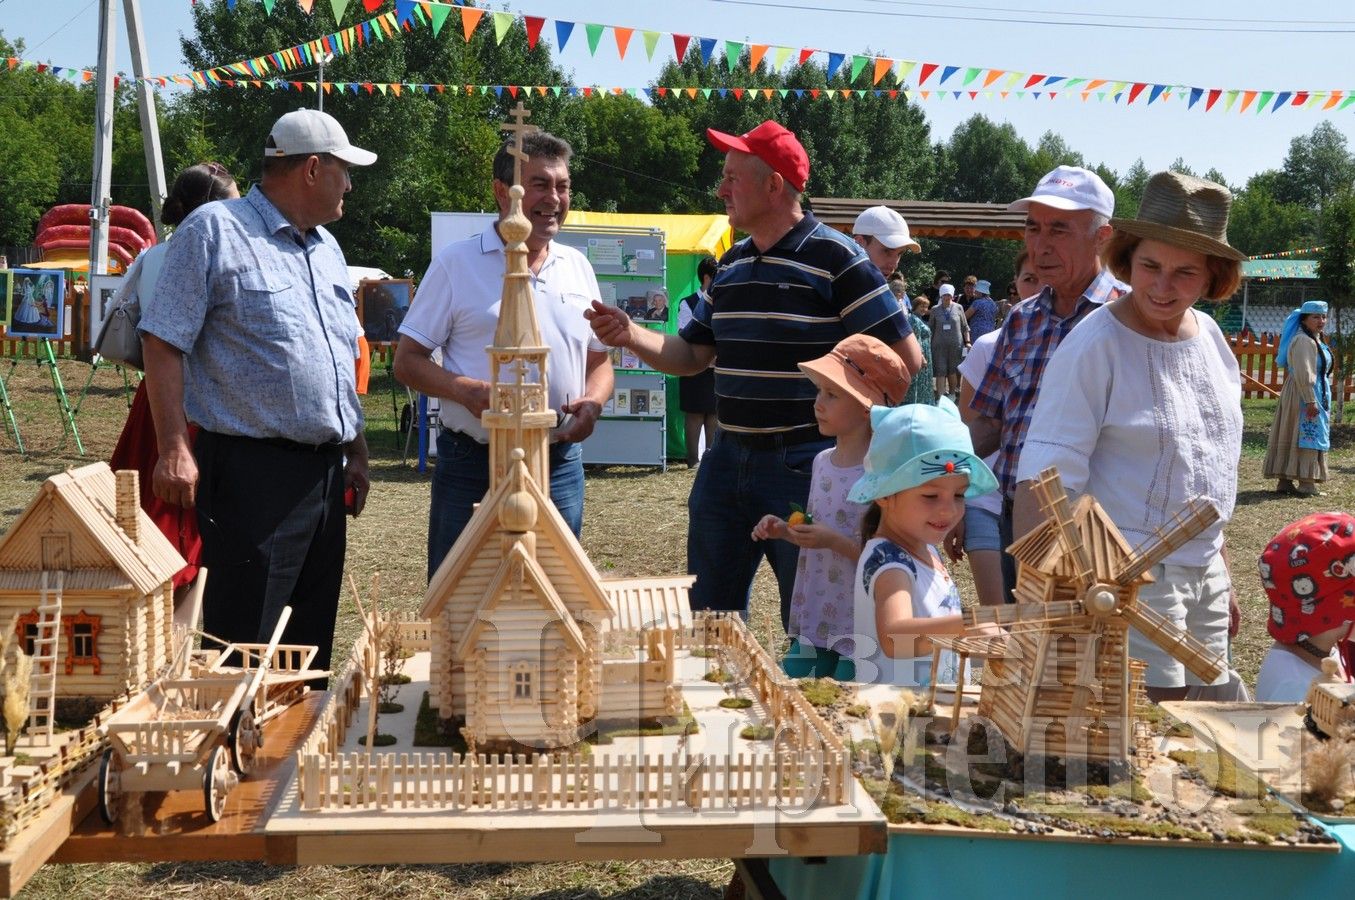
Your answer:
[999,497,1018,604]
[686,431,826,630]
[195,431,346,670]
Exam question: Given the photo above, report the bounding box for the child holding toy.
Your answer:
[1255,512,1355,702]
[846,400,999,686]
[752,334,910,681]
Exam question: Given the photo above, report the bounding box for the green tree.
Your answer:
[568,95,702,213]
[1278,122,1355,211]
[935,114,1032,204]
[1317,191,1355,420]
[1228,170,1316,255]
[1113,159,1151,219]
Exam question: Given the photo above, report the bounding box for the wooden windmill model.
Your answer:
[962,468,1227,764]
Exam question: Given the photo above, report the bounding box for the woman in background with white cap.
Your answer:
[928,284,969,400]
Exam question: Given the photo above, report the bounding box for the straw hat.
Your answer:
[1109,171,1245,261]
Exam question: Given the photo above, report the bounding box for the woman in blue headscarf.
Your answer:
[1264,299,1331,496]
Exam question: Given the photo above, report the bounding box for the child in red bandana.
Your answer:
[1255,512,1355,702]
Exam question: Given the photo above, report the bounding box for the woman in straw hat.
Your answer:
[1013,171,1245,702]
[1263,299,1331,496]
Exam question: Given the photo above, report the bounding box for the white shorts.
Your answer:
[1126,554,1231,689]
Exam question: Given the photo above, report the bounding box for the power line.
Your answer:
[28,0,98,54]
[766,0,1355,26]
[709,0,1355,33]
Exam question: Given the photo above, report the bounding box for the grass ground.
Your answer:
[2,357,1350,897]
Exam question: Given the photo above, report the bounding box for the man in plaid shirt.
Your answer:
[966,166,1128,598]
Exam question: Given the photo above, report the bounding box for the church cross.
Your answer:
[501,101,538,187]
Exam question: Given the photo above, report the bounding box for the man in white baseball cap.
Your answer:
[965,164,1127,601]
[265,108,378,167]
[139,107,378,670]
[851,205,921,288]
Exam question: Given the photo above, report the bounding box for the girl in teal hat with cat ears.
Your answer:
[848,399,998,686]
[1265,299,1331,497]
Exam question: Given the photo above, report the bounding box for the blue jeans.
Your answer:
[686,432,828,628]
[427,429,584,580]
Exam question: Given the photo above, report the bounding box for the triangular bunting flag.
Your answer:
[850,55,868,82]
[940,65,959,84]
[1340,95,1355,110]
[749,44,768,71]
[1273,91,1291,110]
[780,88,790,98]
[551,86,562,97]
[732,87,744,100]
[615,27,634,59]
[362,0,381,11]
[1206,88,1222,111]
[701,87,712,99]
[699,37,717,66]
[492,12,513,45]
[1044,76,1064,87]
[673,34,691,61]
[983,69,1004,88]
[772,46,791,70]
[394,0,415,26]
[898,61,916,81]
[1325,91,1344,110]
[1025,73,1044,89]
[460,7,484,41]
[261,0,275,12]
[329,0,348,23]
[642,31,660,60]
[376,83,388,95]
[809,88,820,99]
[873,57,892,85]
[506,85,518,98]
[524,15,544,48]
[1224,90,1239,112]
[919,62,938,84]
[717,88,728,98]
[1147,84,1166,104]
[390,82,402,96]
[585,24,604,55]
[1188,87,1203,109]
[1126,83,1147,104]
[725,41,743,72]
[762,88,773,99]
[685,87,697,99]
[1292,91,1308,106]
[556,21,574,52]
[799,48,814,65]
[1240,90,1257,112]
[962,67,981,87]
[826,52,844,80]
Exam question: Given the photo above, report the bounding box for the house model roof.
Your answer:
[0,462,185,594]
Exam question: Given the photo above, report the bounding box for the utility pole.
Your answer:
[318,53,334,112]
[89,0,171,276]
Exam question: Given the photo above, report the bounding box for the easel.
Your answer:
[75,354,139,415]
[0,357,23,455]
[3,339,86,456]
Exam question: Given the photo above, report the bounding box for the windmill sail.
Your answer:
[1031,468,1095,588]
[965,600,1082,630]
[1114,499,1220,585]
[1121,602,1226,684]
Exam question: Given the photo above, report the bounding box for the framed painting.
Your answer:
[6,269,64,340]
[88,274,124,352]
[358,278,414,344]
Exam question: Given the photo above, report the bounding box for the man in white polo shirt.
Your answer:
[394,131,614,579]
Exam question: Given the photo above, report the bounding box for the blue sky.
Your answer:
[4,0,1355,187]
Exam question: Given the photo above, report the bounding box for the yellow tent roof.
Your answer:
[564,212,732,257]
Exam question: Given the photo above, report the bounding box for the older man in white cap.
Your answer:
[851,205,921,306]
[965,165,1127,599]
[140,108,377,668]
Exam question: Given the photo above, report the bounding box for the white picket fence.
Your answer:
[297,748,848,812]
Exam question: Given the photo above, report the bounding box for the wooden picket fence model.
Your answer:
[1228,332,1355,401]
[294,612,851,813]
[0,693,129,848]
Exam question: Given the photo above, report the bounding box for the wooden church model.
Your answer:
[961,468,1227,764]
[0,463,186,740]
[419,105,692,754]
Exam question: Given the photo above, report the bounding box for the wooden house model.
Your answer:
[419,110,691,754]
[0,463,185,739]
[963,469,1226,764]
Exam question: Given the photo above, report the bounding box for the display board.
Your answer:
[553,225,668,469]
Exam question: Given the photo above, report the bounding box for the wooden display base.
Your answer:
[264,777,885,865]
[0,768,98,897]
[52,691,324,869]
[1161,700,1355,826]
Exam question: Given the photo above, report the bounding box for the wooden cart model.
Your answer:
[1303,657,1355,739]
[96,607,323,823]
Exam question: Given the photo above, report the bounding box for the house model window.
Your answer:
[509,661,536,703]
[16,612,41,656]
[64,612,102,675]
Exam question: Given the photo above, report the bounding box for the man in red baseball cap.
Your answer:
[587,119,921,629]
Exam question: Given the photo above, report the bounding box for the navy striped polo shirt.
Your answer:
[679,213,911,435]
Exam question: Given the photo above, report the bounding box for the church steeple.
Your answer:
[484,102,554,493]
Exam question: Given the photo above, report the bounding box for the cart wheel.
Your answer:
[97,749,121,825]
[229,706,262,775]
[203,745,232,822]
